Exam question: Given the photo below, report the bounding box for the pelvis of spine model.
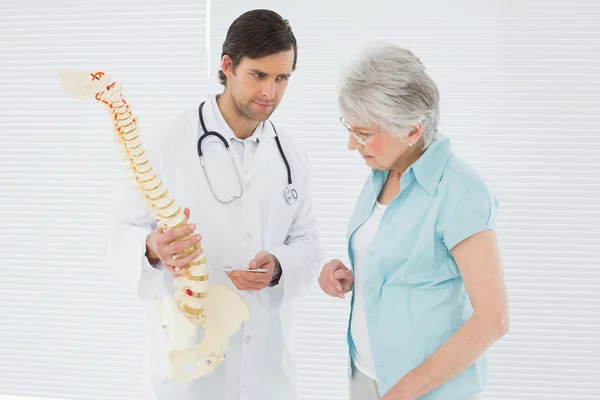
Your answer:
[57,69,249,383]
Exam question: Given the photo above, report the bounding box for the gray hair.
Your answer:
[338,42,440,149]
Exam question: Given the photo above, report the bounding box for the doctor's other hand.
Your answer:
[318,259,353,298]
[145,207,204,277]
[227,251,276,291]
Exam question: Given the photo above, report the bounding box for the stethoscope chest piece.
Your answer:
[283,184,298,205]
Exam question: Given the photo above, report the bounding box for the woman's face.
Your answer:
[343,118,421,170]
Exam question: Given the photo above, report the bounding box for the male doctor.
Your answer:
[101,9,323,400]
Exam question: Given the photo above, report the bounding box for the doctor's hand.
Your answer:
[145,207,204,277]
[226,251,277,291]
[318,259,353,298]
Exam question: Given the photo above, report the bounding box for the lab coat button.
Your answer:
[244,232,253,241]
[244,334,252,343]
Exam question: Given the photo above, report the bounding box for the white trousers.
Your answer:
[349,364,483,400]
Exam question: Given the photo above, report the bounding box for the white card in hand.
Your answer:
[215,267,268,273]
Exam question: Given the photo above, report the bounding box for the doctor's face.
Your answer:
[223,50,294,121]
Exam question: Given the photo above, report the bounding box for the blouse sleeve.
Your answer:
[440,180,500,250]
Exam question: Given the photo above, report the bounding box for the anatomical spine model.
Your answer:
[57,69,249,383]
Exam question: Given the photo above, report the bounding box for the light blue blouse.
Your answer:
[346,134,499,399]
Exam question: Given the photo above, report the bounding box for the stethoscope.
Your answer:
[197,101,298,205]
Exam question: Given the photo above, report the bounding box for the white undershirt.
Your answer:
[350,201,387,381]
[229,131,260,173]
[211,94,264,173]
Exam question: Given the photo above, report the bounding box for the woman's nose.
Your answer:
[347,133,361,151]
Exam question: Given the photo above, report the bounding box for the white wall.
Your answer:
[1,0,599,399]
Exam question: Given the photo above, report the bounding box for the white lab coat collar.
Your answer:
[200,94,281,185]
[205,95,277,143]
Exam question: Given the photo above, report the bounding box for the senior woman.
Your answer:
[318,43,509,400]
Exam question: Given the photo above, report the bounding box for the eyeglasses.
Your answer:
[339,117,383,145]
[340,116,416,146]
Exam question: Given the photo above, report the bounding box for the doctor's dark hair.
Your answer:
[218,9,298,86]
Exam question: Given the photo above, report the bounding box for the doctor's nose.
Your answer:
[261,81,276,100]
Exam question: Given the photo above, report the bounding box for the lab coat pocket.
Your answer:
[259,186,299,245]
[144,303,172,380]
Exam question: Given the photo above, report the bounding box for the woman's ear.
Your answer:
[407,123,423,144]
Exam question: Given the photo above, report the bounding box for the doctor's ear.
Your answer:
[220,55,235,79]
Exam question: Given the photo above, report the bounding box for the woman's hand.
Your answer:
[318,259,353,298]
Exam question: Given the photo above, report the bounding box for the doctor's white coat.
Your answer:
[101,96,324,400]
